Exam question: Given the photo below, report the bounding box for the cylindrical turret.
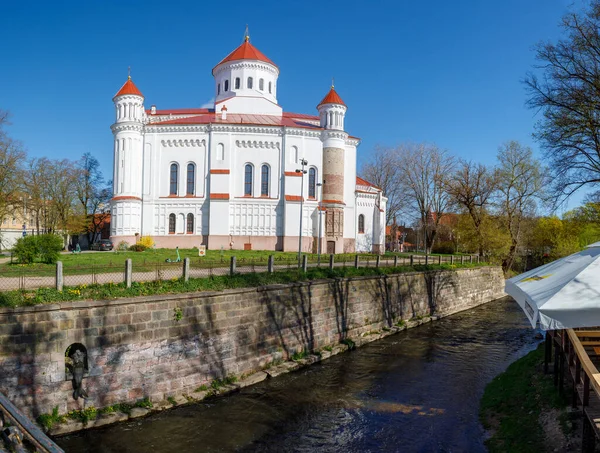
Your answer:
[318,85,348,253]
[110,75,145,240]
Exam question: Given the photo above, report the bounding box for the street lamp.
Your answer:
[295,158,308,267]
[317,181,324,264]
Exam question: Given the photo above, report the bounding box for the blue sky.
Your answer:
[0,0,587,210]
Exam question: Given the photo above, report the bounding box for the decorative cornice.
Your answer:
[161,139,206,148]
[321,130,348,141]
[346,137,360,146]
[111,123,144,133]
[145,125,209,134]
[235,139,280,149]
[214,61,279,77]
[111,196,142,202]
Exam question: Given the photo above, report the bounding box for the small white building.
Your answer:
[110,33,386,253]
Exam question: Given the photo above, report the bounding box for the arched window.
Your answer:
[259,78,264,91]
[308,167,316,199]
[235,77,240,89]
[217,143,225,161]
[244,164,253,196]
[169,214,176,234]
[186,163,195,195]
[169,163,178,195]
[268,82,272,94]
[224,80,229,91]
[187,213,194,233]
[247,77,253,89]
[217,83,220,95]
[358,214,365,234]
[261,165,269,196]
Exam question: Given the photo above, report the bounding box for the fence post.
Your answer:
[450,255,454,265]
[125,259,132,288]
[460,255,464,265]
[354,255,359,269]
[470,255,473,264]
[230,256,237,276]
[425,255,429,265]
[268,255,274,273]
[56,261,63,291]
[302,255,308,272]
[476,255,480,264]
[329,254,335,270]
[376,255,380,268]
[410,255,414,266]
[438,255,442,265]
[393,255,398,267]
[183,257,190,282]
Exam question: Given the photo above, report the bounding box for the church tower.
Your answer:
[110,74,145,240]
[318,84,348,254]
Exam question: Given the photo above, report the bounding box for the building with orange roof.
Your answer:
[110,32,386,253]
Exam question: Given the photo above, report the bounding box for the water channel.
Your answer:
[57,297,539,452]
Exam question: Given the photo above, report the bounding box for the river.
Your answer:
[56,297,538,452]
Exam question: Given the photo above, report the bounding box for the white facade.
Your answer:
[110,35,386,253]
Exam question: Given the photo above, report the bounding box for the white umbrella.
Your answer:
[505,241,600,330]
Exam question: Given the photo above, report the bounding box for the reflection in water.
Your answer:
[57,297,539,453]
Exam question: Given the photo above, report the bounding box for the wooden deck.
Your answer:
[548,329,600,452]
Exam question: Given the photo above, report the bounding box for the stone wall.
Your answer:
[0,266,505,417]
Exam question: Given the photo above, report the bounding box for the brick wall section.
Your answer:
[0,266,505,417]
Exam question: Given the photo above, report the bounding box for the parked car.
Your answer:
[90,240,113,251]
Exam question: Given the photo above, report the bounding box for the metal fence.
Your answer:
[0,254,481,292]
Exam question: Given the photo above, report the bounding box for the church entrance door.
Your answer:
[327,241,335,254]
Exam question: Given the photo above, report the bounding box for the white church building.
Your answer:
[110,34,386,254]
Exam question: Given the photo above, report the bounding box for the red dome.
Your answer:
[114,78,143,98]
[213,38,277,72]
[318,87,345,107]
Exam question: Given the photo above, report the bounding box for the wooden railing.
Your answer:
[0,392,64,453]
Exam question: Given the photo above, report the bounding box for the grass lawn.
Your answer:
[0,249,387,277]
[480,343,573,453]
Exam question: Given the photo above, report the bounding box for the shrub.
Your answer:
[432,241,456,255]
[13,234,63,264]
[116,241,129,252]
[138,236,154,249]
[38,234,64,264]
[13,236,38,264]
[129,244,147,252]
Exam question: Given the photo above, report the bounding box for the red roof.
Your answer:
[114,78,143,98]
[214,38,277,71]
[147,112,323,130]
[356,176,380,190]
[318,87,345,107]
[146,108,211,115]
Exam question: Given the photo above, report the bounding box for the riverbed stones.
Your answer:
[129,407,149,419]
[238,371,268,388]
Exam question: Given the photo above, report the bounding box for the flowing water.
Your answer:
[56,297,539,453]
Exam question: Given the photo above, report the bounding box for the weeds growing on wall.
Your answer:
[0,262,487,308]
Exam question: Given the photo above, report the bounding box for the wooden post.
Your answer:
[425,255,429,265]
[183,257,190,282]
[354,255,359,269]
[438,255,442,265]
[268,255,274,273]
[56,261,63,291]
[450,255,454,265]
[393,256,398,267]
[329,254,334,270]
[230,256,236,276]
[460,255,464,265]
[302,255,308,272]
[410,255,414,266]
[125,259,132,288]
[376,255,380,268]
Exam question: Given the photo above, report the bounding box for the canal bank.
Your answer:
[0,266,504,424]
[56,297,539,452]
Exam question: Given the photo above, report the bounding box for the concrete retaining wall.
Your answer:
[0,266,505,417]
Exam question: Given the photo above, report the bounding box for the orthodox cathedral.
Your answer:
[110,33,386,253]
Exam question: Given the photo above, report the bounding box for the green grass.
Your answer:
[0,262,487,308]
[480,343,570,453]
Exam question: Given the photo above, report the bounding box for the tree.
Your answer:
[0,110,26,230]
[496,141,546,273]
[446,160,497,256]
[360,146,405,226]
[525,2,600,205]
[397,143,455,254]
[74,153,111,243]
